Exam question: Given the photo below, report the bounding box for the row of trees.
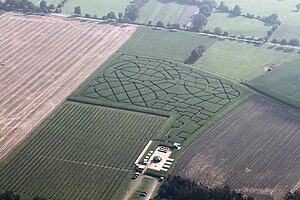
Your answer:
[0,0,60,13]
[0,0,38,12]
[212,27,228,36]
[217,2,241,16]
[76,0,149,23]
[0,190,46,200]
[190,1,241,32]
[216,1,282,41]
[155,176,254,200]
[39,0,55,13]
[271,38,300,47]
[285,191,300,200]
[70,0,296,48]
[155,21,180,29]
[217,1,281,26]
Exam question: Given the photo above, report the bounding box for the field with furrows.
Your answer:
[0,102,166,199]
[173,95,300,200]
[0,13,136,160]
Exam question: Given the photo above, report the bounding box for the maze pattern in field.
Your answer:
[73,53,240,143]
[0,13,135,160]
[0,102,166,200]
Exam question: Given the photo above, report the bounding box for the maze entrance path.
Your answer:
[72,53,241,143]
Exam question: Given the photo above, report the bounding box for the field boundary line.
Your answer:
[66,99,170,118]
[242,82,300,111]
[21,152,131,172]
[291,180,300,193]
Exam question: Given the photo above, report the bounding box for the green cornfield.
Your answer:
[0,102,166,199]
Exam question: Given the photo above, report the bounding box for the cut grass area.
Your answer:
[215,0,300,40]
[62,0,131,17]
[248,56,300,109]
[138,0,187,24]
[194,40,300,80]
[0,102,166,199]
[206,12,270,38]
[120,27,217,62]
[271,24,300,41]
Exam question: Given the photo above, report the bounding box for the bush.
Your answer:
[156,21,165,28]
[144,168,168,178]
[184,45,206,64]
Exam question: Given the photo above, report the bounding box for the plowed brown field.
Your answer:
[0,13,136,161]
[173,95,300,200]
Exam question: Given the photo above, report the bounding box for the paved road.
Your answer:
[50,13,300,50]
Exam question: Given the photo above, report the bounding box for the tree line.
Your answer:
[271,38,300,47]
[1,182,299,199]
[74,0,149,23]
[155,176,300,200]
[0,190,46,200]
[189,1,243,32]
[155,175,254,200]
[0,0,60,13]
[285,191,300,200]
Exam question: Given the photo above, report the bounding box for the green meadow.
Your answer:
[194,40,300,80]
[138,0,187,24]
[206,12,270,38]
[62,0,131,17]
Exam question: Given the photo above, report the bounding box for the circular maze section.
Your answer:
[79,54,240,143]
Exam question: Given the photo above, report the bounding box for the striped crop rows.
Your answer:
[0,13,136,160]
[0,102,166,199]
[173,95,300,200]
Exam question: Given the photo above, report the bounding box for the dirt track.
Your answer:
[173,95,300,200]
[0,13,136,160]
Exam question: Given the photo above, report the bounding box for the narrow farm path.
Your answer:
[123,175,144,200]
[123,175,159,200]
[146,177,160,200]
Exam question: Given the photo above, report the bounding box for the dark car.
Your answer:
[140,192,147,197]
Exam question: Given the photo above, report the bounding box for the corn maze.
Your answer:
[71,53,241,143]
[0,102,166,199]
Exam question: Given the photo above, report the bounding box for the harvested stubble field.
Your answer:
[0,102,166,199]
[173,95,300,200]
[0,13,136,160]
[177,5,199,27]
